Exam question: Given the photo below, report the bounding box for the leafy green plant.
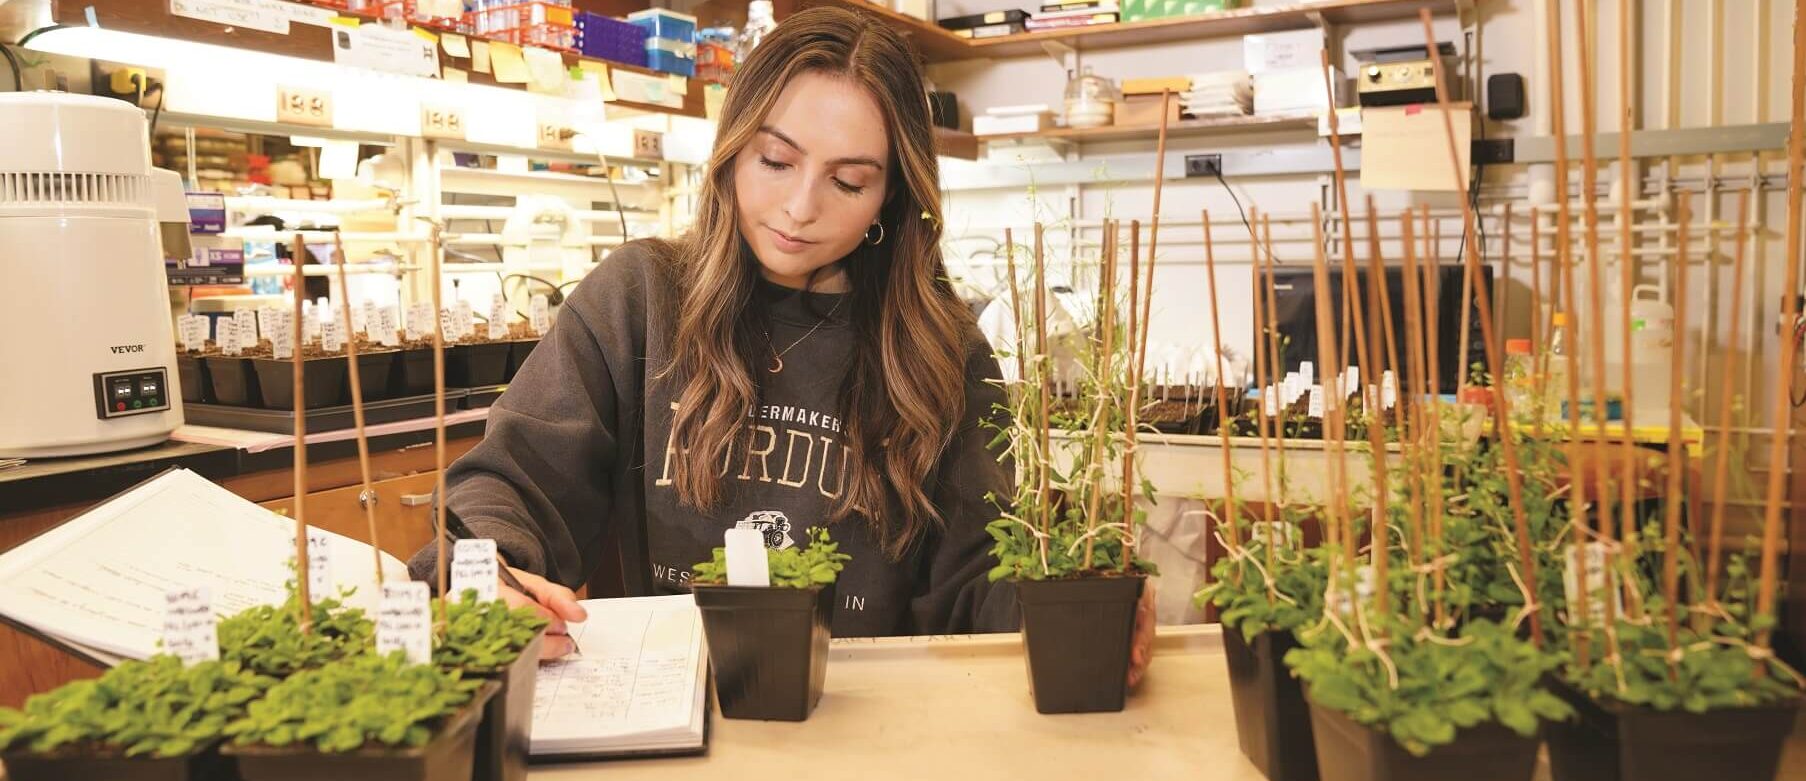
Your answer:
[217,584,374,677]
[0,656,273,758]
[1287,618,1573,756]
[224,653,482,753]
[1194,503,1328,640]
[432,590,550,670]
[691,526,852,588]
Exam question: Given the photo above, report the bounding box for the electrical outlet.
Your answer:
[1185,153,1223,178]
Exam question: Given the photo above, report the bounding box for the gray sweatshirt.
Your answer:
[409,239,1018,636]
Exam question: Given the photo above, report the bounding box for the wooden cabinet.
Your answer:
[259,471,446,564]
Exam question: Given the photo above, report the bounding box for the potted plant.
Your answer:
[689,525,850,721]
[986,221,1158,715]
[221,652,496,781]
[250,339,350,411]
[0,656,274,781]
[432,590,549,781]
[216,584,374,677]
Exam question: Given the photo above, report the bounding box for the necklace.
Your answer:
[765,296,845,374]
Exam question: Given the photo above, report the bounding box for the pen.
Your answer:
[443,511,582,656]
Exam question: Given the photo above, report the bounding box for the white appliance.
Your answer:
[0,92,187,458]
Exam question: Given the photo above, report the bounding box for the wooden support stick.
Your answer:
[1309,205,1350,603]
[1705,191,1752,611]
[1418,205,1449,627]
[1662,196,1692,673]
[1118,90,1175,564]
[1615,0,1643,621]
[1247,207,1280,593]
[1421,9,1542,646]
[430,221,449,602]
[1085,223,1118,571]
[1501,203,1514,344]
[1399,213,1431,623]
[332,234,383,586]
[1203,212,1241,557]
[1261,216,1289,499]
[1124,221,1143,548]
[1004,228,1028,399]
[1531,213,1546,442]
[1033,224,1052,539]
[291,234,312,633]
[1754,0,1806,658]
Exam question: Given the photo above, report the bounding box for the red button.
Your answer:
[116,402,126,411]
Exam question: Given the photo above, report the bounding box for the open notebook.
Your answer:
[530,594,710,760]
[0,468,405,665]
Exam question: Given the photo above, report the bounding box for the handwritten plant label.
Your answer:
[380,305,401,347]
[488,294,508,340]
[1563,542,1624,626]
[529,294,551,335]
[323,318,344,353]
[1263,385,1280,416]
[305,528,333,601]
[162,586,219,665]
[1381,370,1398,410]
[1307,385,1325,419]
[377,581,433,664]
[450,539,500,602]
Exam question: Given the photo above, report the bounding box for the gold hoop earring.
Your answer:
[865,221,885,246]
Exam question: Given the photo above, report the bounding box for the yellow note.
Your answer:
[577,60,616,102]
[442,66,468,84]
[328,15,360,28]
[704,84,727,121]
[412,27,438,44]
[522,46,567,94]
[441,32,470,58]
[490,41,529,84]
[666,74,688,96]
[471,40,492,74]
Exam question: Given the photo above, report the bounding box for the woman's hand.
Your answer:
[1128,579,1157,688]
[497,567,589,660]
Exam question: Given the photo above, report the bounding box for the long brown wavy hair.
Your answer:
[660,6,969,558]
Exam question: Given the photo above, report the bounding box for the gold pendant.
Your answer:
[769,353,784,374]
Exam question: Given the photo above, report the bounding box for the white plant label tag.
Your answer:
[1263,385,1280,416]
[376,581,433,664]
[1562,542,1624,626]
[1345,365,1359,393]
[529,294,551,335]
[439,308,456,341]
[1248,520,1297,550]
[405,303,425,342]
[451,539,500,602]
[257,308,277,343]
[454,300,475,341]
[488,294,508,340]
[724,527,771,587]
[1299,361,1315,385]
[234,309,257,344]
[1307,385,1325,419]
[380,306,401,347]
[355,299,373,335]
[161,586,219,665]
[323,319,344,353]
[1381,370,1398,410]
[306,528,333,602]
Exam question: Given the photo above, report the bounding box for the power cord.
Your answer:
[0,43,23,91]
[1213,170,1254,243]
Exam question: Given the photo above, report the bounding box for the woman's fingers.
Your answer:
[498,583,567,637]
[1127,579,1158,688]
[540,633,576,660]
[510,567,589,623]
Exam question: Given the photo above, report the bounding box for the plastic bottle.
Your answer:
[1503,338,1535,420]
[1627,284,1674,423]
[737,0,776,63]
[1545,312,1573,422]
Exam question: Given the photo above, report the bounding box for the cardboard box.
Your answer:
[1115,94,1183,126]
[1122,76,1191,96]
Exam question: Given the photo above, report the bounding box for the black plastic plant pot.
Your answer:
[1224,625,1319,781]
[1306,699,1538,781]
[1014,573,1145,715]
[691,582,835,721]
[175,354,209,404]
[461,630,545,781]
[252,357,349,410]
[225,680,498,781]
[1,742,231,781]
[505,339,539,382]
[347,350,398,404]
[398,348,435,396]
[449,343,510,387]
[207,356,260,407]
[1545,678,1799,781]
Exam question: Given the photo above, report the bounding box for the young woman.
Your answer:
[412,7,1153,680]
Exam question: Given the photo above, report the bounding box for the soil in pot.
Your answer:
[691,583,835,721]
[1224,625,1319,781]
[1545,678,1799,781]
[1306,699,1538,781]
[1015,573,1145,714]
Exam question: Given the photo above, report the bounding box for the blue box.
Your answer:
[627,8,697,43]
[646,47,695,78]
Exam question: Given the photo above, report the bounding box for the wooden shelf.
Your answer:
[934,126,980,160]
[799,0,1456,62]
[976,111,1317,144]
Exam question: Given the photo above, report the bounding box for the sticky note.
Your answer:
[471,40,492,74]
[442,65,467,83]
[704,83,727,120]
[522,46,568,93]
[577,59,615,102]
[666,74,688,96]
[441,31,469,58]
[490,41,530,84]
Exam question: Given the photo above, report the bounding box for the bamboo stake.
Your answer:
[1615,0,1643,623]
[1262,216,1293,516]
[1124,221,1142,546]
[1119,90,1174,566]
[1501,203,1514,344]
[1085,223,1118,571]
[1247,207,1280,595]
[331,234,383,586]
[430,221,449,602]
[1400,213,1432,624]
[1309,205,1350,609]
[1421,9,1542,646]
[1203,212,1242,561]
[1004,228,1028,397]
[1546,0,1591,670]
[1571,0,1621,646]
[291,234,312,633]
[1366,199,1407,617]
[1419,205,1449,627]
[1755,0,1806,659]
[1531,215,1546,442]
[1662,196,1692,674]
[1033,224,1052,540]
[1705,192,1752,611]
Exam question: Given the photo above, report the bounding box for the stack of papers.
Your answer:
[1181,71,1252,118]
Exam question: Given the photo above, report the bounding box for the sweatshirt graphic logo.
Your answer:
[736,511,795,550]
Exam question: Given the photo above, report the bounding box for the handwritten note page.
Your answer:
[0,469,407,661]
[529,594,706,756]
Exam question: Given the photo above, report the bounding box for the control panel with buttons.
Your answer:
[93,368,172,420]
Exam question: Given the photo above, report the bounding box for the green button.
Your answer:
[131,400,142,409]
[146,397,160,407]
